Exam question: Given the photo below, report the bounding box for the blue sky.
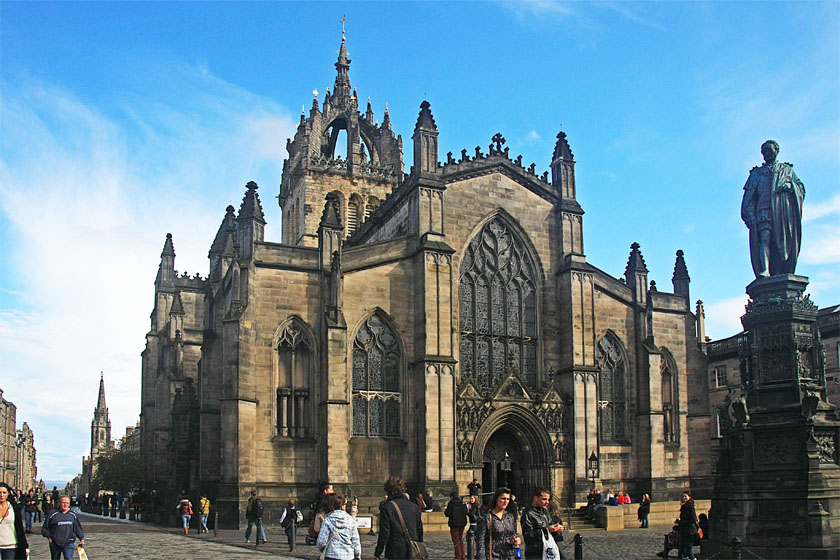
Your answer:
[1,1,838,482]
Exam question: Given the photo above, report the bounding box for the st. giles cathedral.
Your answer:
[140,33,710,524]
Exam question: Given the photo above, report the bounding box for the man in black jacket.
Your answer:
[520,488,564,560]
[41,496,84,560]
[444,492,468,560]
[373,477,423,560]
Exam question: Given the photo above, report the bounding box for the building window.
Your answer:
[347,196,362,234]
[715,411,723,438]
[275,319,313,438]
[661,350,679,444]
[714,366,728,388]
[352,313,401,438]
[596,334,627,441]
[459,217,538,389]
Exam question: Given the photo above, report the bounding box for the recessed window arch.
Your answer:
[273,317,315,438]
[661,348,679,444]
[352,312,402,438]
[365,196,380,221]
[323,118,349,161]
[459,215,538,389]
[596,333,627,442]
[347,194,363,234]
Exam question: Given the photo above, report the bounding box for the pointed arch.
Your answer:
[350,309,405,438]
[596,330,628,442]
[323,117,350,160]
[272,316,316,438]
[660,347,679,444]
[458,209,544,389]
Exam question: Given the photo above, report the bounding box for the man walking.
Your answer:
[520,488,565,560]
[22,490,37,533]
[245,490,266,544]
[279,499,301,552]
[41,496,84,560]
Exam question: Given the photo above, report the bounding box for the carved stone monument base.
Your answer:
[707,275,840,559]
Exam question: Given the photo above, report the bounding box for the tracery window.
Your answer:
[596,334,626,441]
[276,320,313,438]
[352,313,401,438]
[459,217,537,389]
[661,350,679,444]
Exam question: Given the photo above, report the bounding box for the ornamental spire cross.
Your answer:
[492,133,506,152]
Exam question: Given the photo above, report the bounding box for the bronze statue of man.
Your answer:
[740,140,805,278]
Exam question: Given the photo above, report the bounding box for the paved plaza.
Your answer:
[22,513,685,559]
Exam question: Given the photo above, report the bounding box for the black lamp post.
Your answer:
[587,451,599,488]
[500,452,512,488]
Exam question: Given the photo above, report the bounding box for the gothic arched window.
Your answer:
[275,319,314,438]
[352,313,401,438]
[347,195,362,234]
[596,334,627,441]
[661,349,679,444]
[459,217,538,389]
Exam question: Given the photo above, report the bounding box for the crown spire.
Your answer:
[333,20,352,107]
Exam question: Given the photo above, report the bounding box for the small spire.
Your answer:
[96,373,107,413]
[414,100,437,132]
[672,249,690,300]
[210,205,236,256]
[170,291,185,315]
[383,102,391,130]
[161,233,175,258]
[625,242,648,275]
[553,131,574,160]
[238,181,266,224]
[320,193,342,229]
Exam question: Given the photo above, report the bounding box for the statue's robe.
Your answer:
[741,162,805,276]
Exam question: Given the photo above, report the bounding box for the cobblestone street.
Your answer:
[22,513,686,559]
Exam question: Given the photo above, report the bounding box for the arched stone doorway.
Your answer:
[471,406,554,504]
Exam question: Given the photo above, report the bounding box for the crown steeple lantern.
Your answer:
[332,38,352,109]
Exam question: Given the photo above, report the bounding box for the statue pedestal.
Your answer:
[707,275,840,559]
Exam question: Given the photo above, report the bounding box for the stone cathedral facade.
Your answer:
[140,39,711,525]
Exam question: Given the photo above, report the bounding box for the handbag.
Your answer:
[392,501,429,560]
[541,528,560,560]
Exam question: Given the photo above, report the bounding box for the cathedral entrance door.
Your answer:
[481,427,524,499]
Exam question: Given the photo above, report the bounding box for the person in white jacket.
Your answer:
[317,494,361,560]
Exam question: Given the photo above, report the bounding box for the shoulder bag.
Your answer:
[392,501,429,560]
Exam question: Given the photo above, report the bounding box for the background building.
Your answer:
[140,39,711,526]
[0,389,38,490]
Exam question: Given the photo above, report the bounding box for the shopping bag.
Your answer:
[541,528,560,560]
[77,544,90,560]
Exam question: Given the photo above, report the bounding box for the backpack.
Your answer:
[295,509,304,523]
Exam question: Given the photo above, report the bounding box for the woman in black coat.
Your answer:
[677,491,697,560]
[0,483,28,560]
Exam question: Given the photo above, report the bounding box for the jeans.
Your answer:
[641,514,649,528]
[245,518,265,542]
[181,514,191,528]
[0,549,17,560]
[679,540,695,560]
[49,542,76,559]
[24,511,35,531]
[201,513,209,531]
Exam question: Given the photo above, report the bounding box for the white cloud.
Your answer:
[525,130,542,144]
[0,62,295,481]
[704,296,748,341]
[803,192,840,222]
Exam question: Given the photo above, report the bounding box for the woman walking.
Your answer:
[475,488,521,560]
[0,483,28,560]
[316,494,361,560]
[677,491,698,560]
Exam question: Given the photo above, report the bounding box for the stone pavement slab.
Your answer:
[38,513,678,559]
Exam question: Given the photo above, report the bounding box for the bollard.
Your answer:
[730,536,742,560]
[574,533,583,560]
[466,530,474,560]
[214,510,219,538]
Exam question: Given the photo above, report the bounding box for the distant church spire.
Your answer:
[91,372,112,460]
[95,371,107,413]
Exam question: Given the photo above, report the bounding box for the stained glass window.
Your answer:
[596,335,627,441]
[352,313,401,437]
[459,218,538,388]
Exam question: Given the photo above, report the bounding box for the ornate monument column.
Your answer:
[708,142,839,559]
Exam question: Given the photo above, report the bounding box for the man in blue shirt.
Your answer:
[41,496,84,560]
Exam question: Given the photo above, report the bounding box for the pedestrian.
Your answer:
[317,494,361,560]
[51,488,59,506]
[35,489,43,523]
[373,476,423,560]
[466,495,481,560]
[42,494,55,519]
[638,494,651,528]
[676,491,698,560]
[21,491,37,534]
[0,483,28,560]
[520,487,564,560]
[198,495,211,533]
[41,496,84,560]
[175,492,192,536]
[279,498,300,552]
[445,491,468,560]
[467,478,482,497]
[475,487,521,560]
[245,490,266,544]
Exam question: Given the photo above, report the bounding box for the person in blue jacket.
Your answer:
[41,496,84,560]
